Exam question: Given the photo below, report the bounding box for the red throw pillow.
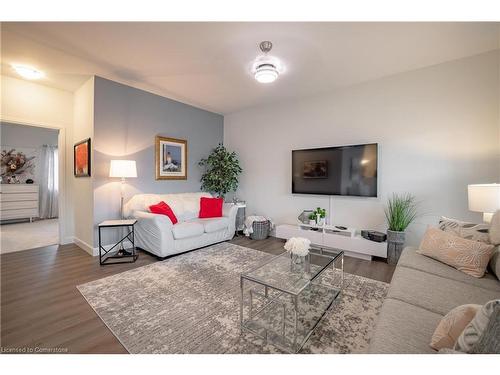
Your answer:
[149,201,178,224]
[199,197,223,218]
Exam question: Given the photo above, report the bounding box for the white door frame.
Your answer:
[0,116,69,245]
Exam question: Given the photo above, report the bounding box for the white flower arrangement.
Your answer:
[284,237,311,257]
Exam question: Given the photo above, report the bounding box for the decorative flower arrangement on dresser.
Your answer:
[0,184,39,222]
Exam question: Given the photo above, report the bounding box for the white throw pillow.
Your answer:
[455,299,500,353]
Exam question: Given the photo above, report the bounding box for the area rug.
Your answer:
[77,242,389,353]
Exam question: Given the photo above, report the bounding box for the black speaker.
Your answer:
[361,230,387,242]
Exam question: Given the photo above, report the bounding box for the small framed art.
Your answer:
[74,138,91,177]
[155,136,187,180]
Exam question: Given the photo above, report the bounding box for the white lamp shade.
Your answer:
[468,184,500,213]
[109,160,137,178]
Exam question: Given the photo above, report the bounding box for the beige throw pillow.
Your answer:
[455,299,500,353]
[430,304,481,350]
[418,227,495,278]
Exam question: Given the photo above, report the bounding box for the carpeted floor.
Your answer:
[0,218,59,254]
[78,242,389,354]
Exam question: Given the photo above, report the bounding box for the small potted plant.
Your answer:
[385,193,419,265]
[308,212,317,225]
[315,207,326,226]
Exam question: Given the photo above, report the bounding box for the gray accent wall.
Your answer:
[1,122,59,148]
[0,122,59,184]
[93,76,223,246]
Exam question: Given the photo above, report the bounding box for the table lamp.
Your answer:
[109,160,137,219]
[468,183,500,223]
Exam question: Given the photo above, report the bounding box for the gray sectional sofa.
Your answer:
[369,246,500,353]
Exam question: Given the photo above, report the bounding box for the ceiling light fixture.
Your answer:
[11,64,44,80]
[253,41,280,84]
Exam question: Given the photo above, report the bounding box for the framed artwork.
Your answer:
[155,136,187,180]
[303,160,328,179]
[74,138,91,177]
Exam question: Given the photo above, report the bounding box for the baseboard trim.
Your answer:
[93,240,134,257]
[73,237,135,257]
[60,236,74,245]
[73,237,95,256]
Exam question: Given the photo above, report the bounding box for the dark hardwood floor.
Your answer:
[1,236,394,353]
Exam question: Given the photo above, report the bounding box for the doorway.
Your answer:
[0,122,61,253]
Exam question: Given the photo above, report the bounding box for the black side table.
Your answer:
[98,219,138,265]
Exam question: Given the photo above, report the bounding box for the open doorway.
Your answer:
[0,122,60,253]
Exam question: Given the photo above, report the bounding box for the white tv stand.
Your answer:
[275,223,387,260]
[297,222,357,237]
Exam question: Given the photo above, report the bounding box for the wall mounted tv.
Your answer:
[292,143,378,197]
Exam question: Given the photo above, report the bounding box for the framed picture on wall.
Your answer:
[155,136,187,180]
[74,138,91,177]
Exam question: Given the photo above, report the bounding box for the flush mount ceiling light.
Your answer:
[11,64,44,80]
[253,41,281,84]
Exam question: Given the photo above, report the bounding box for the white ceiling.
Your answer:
[1,22,499,114]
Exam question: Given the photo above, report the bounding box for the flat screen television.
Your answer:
[292,143,378,197]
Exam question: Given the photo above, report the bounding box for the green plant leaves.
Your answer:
[312,207,326,218]
[199,144,242,199]
[384,193,419,232]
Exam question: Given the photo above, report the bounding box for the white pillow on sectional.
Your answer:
[177,192,212,220]
[123,192,212,221]
[181,192,212,213]
[123,194,161,217]
[158,194,187,218]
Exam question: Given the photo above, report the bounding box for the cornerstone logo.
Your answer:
[1,346,69,353]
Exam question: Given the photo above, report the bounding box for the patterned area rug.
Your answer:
[77,242,388,353]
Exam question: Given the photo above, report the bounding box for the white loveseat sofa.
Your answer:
[123,192,238,258]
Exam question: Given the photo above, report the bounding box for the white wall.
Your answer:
[0,75,75,243]
[224,51,500,246]
[1,75,73,128]
[72,77,95,253]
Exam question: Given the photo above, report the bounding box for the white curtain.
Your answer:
[39,145,59,219]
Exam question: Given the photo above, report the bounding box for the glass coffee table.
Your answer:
[240,244,344,353]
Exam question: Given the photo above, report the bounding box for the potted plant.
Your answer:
[315,207,326,226]
[385,193,419,265]
[199,144,242,199]
[308,212,317,225]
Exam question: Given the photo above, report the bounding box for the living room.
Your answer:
[1,2,499,374]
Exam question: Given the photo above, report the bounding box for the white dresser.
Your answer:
[0,184,39,222]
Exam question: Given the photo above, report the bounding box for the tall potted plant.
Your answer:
[385,193,418,265]
[199,144,242,199]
